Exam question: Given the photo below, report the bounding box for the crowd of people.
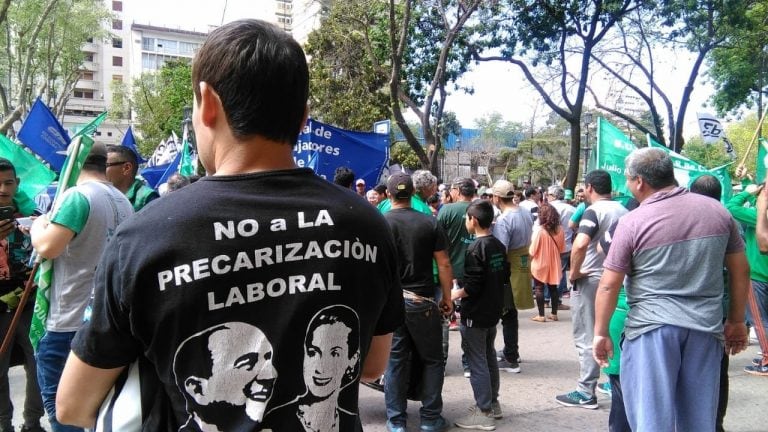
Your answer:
[0,17,762,432]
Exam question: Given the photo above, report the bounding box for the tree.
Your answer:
[590,0,753,152]
[0,0,111,133]
[681,138,732,169]
[471,0,646,190]
[128,60,192,155]
[504,112,569,185]
[708,2,768,118]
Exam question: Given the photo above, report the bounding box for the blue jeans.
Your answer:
[384,299,445,427]
[460,324,499,412]
[36,331,84,432]
[621,325,721,432]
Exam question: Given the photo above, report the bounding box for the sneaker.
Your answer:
[454,406,496,430]
[420,416,448,431]
[464,368,471,378]
[596,381,612,397]
[386,421,406,432]
[497,359,520,373]
[495,350,521,363]
[744,364,768,376]
[555,390,598,409]
[752,357,765,367]
[490,400,503,419]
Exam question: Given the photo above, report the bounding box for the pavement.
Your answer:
[8,299,768,431]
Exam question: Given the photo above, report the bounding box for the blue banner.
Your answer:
[294,119,389,188]
[122,126,146,163]
[17,98,70,171]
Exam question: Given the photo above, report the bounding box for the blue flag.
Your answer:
[121,126,146,164]
[17,98,70,171]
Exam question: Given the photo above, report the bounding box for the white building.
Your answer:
[61,0,326,145]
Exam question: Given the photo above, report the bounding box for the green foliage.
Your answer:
[389,141,421,170]
[130,60,192,155]
[304,0,390,130]
[505,120,570,185]
[725,113,767,176]
[473,112,524,150]
[708,2,768,116]
[681,138,732,170]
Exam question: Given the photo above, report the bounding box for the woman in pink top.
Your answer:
[529,203,565,321]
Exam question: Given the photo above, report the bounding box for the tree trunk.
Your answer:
[565,120,582,191]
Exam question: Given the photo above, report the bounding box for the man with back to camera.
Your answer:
[383,172,453,432]
[593,148,748,431]
[30,142,133,432]
[105,145,159,211]
[556,169,627,410]
[55,19,404,431]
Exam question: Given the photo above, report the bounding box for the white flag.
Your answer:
[697,112,736,159]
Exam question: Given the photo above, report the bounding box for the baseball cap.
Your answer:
[84,141,107,165]
[491,180,515,198]
[356,178,365,186]
[387,173,413,200]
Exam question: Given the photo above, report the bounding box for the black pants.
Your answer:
[534,279,559,317]
[500,307,519,361]
[608,374,631,432]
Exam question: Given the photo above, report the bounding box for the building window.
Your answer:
[112,56,123,66]
[112,38,122,48]
[84,53,94,62]
[73,90,94,99]
[112,74,123,82]
[179,41,198,55]
[112,19,122,30]
[86,37,93,43]
[156,39,178,55]
[95,131,102,136]
[107,132,113,137]
[112,1,122,11]
[81,71,94,80]
[142,37,155,51]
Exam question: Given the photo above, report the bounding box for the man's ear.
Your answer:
[184,376,209,405]
[198,82,221,129]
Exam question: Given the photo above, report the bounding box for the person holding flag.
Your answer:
[29,142,133,432]
[105,145,158,211]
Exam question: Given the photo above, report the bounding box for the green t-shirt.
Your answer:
[437,201,473,280]
[51,190,90,234]
[378,195,432,216]
[570,202,586,224]
[726,190,768,282]
[126,178,160,212]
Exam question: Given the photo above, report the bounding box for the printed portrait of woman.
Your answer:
[264,305,360,432]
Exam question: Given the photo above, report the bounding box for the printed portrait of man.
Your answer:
[173,322,277,431]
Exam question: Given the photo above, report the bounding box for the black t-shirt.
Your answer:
[461,235,509,328]
[72,168,404,431]
[384,207,448,297]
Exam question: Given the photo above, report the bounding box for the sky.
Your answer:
[129,0,715,138]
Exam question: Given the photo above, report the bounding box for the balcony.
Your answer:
[82,42,99,52]
[75,80,100,91]
[81,61,99,71]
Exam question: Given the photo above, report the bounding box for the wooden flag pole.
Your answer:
[739,109,768,168]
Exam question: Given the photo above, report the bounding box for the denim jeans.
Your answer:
[36,331,84,432]
[384,299,445,427]
[0,305,44,429]
[607,374,630,432]
[460,324,499,412]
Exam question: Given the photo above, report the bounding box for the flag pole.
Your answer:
[739,109,768,169]
[0,261,40,356]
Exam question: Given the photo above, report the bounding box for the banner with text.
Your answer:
[294,119,389,188]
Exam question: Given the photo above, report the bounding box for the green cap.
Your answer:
[564,189,574,200]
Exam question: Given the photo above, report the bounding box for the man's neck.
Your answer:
[474,229,492,237]
[209,135,297,176]
[77,170,107,185]
[115,177,133,193]
[390,198,411,210]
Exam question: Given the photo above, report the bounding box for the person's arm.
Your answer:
[569,233,590,281]
[725,187,759,227]
[361,333,392,382]
[592,268,625,367]
[30,214,75,259]
[434,249,454,315]
[724,251,750,355]
[56,352,125,428]
[757,183,768,253]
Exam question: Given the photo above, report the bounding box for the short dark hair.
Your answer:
[0,158,17,177]
[467,200,494,228]
[625,148,676,190]
[452,177,476,197]
[524,187,537,199]
[192,19,308,144]
[585,170,612,195]
[373,183,387,195]
[690,174,722,201]
[106,145,139,176]
[333,166,355,188]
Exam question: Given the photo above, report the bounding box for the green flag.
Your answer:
[757,137,768,184]
[595,117,637,198]
[179,126,195,177]
[0,134,56,215]
[30,135,94,349]
[73,111,108,139]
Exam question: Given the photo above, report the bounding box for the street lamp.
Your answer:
[455,137,462,179]
[582,112,594,179]
[182,106,196,151]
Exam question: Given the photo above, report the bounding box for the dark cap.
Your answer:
[387,173,413,200]
[452,177,476,197]
[84,141,107,166]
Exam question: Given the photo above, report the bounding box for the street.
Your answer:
[8,301,767,431]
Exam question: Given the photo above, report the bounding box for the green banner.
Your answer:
[0,134,56,215]
[758,137,767,184]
